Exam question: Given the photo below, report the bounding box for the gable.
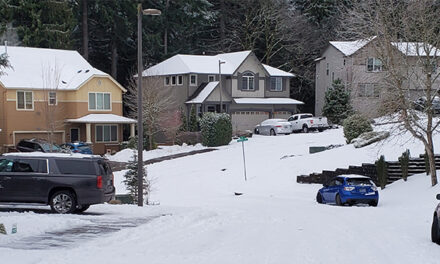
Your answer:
[234,52,269,77]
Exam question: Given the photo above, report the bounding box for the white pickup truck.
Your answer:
[287,113,329,133]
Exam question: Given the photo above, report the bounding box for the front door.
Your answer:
[71,128,79,142]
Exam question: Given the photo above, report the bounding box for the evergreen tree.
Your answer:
[179,107,188,132]
[322,79,353,124]
[0,53,10,75]
[376,155,387,190]
[123,152,150,204]
[189,105,198,132]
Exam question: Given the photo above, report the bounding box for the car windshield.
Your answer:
[41,143,62,152]
[346,178,373,186]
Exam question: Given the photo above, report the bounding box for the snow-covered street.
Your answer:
[1,127,440,264]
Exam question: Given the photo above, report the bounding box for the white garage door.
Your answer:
[231,111,269,132]
[273,111,292,119]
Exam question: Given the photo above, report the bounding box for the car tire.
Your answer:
[254,128,259,134]
[335,194,343,206]
[285,133,290,135]
[302,126,309,133]
[75,204,90,214]
[316,192,323,204]
[318,128,324,132]
[432,214,440,244]
[270,129,276,136]
[50,190,77,214]
[369,200,378,207]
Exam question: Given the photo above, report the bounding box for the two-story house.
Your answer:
[315,37,440,118]
[0,46,136,154]
[142,50,302,132]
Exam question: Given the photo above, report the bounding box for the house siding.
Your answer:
[232,53,267,98]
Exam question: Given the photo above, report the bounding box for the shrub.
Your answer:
[200,112,232,147]
[125,135,149,150]
[343,114,373,143]
[189,105,199,132]
[176,131,202,145]
[376,155,388,189]
[399,149,410,181]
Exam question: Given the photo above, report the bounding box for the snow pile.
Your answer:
[106,143,206,163]
[352,130,390,148]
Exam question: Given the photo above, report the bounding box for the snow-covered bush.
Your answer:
[322,79,353,124]
[376,155,387,189]
[399,149,410,181]
[200,112,232,147]
[123,152,150,204]
[343,114,373,143]
[352,131,390,148]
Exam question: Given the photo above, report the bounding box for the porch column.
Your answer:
[86,123,92,143]
[130,123,135,138]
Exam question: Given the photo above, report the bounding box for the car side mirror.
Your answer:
[436,194,440,200]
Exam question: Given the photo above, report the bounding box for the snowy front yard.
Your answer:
[1,127,440,264]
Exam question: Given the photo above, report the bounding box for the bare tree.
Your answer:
[339,0,440,186]
[125,74,176,150]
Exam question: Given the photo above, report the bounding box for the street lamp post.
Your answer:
[218,60,225,112]
[137,4,161,207]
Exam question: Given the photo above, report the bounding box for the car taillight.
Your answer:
[344,186,355,191]
[310,120,314,124]
[275,125,282,127]
[97,176,103,189]
[73,150,80,153]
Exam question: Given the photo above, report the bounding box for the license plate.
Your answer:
[359,188,366,193]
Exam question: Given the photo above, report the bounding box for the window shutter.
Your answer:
[237,72,242,90]
[282,78,287,91]
[254,73,259,90]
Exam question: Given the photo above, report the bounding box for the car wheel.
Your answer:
[270,129,276,136]
[302,126,309,133]
[316,192,323,204]
[254,128,259,134]
[75,204,90,214]
[318,128,323,132]
[432,214,440,244]
[369,200,378,207]
[335,194,343,206]
[285,133,290,135]
[50,190,77,214]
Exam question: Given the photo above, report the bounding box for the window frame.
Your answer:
[270,77,283,91]
[164,76,170,86]
[367,57,383,72]
[208,75,215,82]
[358,83,380,98]
[16,91,34,111]
[48,91,57,105]
[88,92,112,111]
[177,75,183,86]
[95,124,118,143]
[242,72,255,91]
[171,76,176,86]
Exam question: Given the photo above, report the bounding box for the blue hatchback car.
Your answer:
[60,142,93,155]
[316,175,379,206]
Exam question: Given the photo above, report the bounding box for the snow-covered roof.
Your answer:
[186,81,219,104]
[234,98,304,105]
[329,37,376,56]
[0,46,125,91]
[142,51,293,77]
[65,114,137,124]
[262,64,295,77]
[391,42,440,57]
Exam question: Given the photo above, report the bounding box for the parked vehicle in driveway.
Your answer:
[316,175,379,206]
[17,138,63,153]
[254,119,292,136]
[414,96,440,114]
[0,153,115,213]
[61,142,93,154]
[431,194,440,244]
[288,113,329,133]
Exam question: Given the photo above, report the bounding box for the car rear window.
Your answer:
[346,178,373,186]
[55,160,97,175]
[99,160,112,175]
[300,114,313,119]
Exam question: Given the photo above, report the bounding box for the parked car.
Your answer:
[413,96,440,114]
[0,153,115,213]
[17,138,63,153]
[431,193,440,244]
[61,142,93,154]
[316,175,379,206]
[288,113,329,133]
[254,119,292,136]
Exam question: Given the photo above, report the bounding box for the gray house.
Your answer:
[315,37,440,118]
[142,50,302,131]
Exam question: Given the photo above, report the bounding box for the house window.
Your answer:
[242,72,254,90]
[208,75,215,82]
[171,76,176,85]
[164,76,170,86]
[358,83,380,97]
[48,92,57,105]
[17,91,33,110]
[367,58,383,72]
[207,105,216,112]
[89,92,111,110]
[96,124,117,142]
[177,75,183,85]
[270,77,282,91]
[190,74,197,86]
[343,59,346,66]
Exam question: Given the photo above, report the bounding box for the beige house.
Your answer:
[0,46,136,154]
[315,37,440,118]
[142,50,303,132]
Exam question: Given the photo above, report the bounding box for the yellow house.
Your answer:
[0,46,136,154]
